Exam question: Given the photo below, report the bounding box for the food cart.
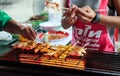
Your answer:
[0,0,120,76]
[0,23,120,76]
[0,39,120,76]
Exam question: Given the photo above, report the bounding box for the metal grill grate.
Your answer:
[2,49,85,70]
[86,51,120,72]
[19,54,85,70]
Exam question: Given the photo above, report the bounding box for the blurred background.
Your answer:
[0,0,34,22]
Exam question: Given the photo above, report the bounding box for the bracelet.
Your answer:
[91,12,100,24]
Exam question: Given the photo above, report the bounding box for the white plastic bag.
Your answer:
[0,31,12,41]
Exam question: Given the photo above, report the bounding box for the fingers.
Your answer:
[82,6,96,18]
[76,8,90,18]
[29,27,37,40]
[62,15,77,29]
[63,5,96,23]
[75,6,96,22]
[67,16,77,22]
[63,8,71,16]
[63,7,77,17]
[21,26,37,40]
[62,5,78,29]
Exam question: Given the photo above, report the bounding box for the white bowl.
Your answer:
[39,21,60,31]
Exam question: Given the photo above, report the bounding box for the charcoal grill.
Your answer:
[2,49,85,70]
[2,49,120,76]
[86,51,120,72]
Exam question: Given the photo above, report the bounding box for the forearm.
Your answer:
[3,19,23,34]
[100,14,120,28]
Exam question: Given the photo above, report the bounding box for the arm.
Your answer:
[100,0,120,27]
[75,4,120,28]
[3,19,37,40]
[100,15,120,28]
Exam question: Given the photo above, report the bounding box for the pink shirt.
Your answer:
[70,0,115,52]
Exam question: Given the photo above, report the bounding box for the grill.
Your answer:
[2,49,85,70]
[3,49,120,74]
[86,51,120,72]
[19,54,85,70]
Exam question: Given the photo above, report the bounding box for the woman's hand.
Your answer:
[3,19,37,41]
[19,25,37,40]
[62,5,77,29]
[75,6,96,23]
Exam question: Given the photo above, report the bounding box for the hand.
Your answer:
[62,5,78,29]
[75,6,96,23]
[19,25,37,40]
[3,19,37,40]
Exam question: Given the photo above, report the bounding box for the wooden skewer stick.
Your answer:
[73,40,79,46]
[82,42,90,48]
[62,7,69,10]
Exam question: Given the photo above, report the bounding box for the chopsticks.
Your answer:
[62,7,69,10]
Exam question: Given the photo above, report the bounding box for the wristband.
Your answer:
[91,12,100,24]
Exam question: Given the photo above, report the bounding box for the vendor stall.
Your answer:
[0,0,120,76]
[0,26,120,76]
[0,39,120,76]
